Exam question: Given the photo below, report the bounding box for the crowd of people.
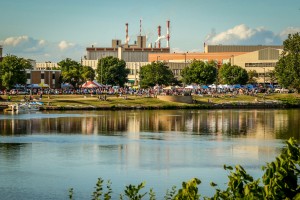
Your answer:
[0,84,279,102]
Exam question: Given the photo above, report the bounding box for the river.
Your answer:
[0,109,299,199]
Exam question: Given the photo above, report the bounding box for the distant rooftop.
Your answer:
[204,44,284,53]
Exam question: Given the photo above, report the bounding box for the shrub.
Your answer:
[69,138,300,200]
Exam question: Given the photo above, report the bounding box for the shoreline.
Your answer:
[38,102,294,111]
[1,93,300,111]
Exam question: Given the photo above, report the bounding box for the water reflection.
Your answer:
[1,109,297,199]
[1,109,299,140]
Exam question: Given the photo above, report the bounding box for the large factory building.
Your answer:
[230,47,283,83]
[149,44,284,83]
[82,20,172,85]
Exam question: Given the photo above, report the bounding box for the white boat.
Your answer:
[7,102,43,112]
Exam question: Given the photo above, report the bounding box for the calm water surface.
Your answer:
[0,109,299,199]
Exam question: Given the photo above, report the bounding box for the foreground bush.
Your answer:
[69,138,300,200]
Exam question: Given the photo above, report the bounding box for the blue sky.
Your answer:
[0,0,299,62]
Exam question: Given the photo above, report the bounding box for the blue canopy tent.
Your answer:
[245,84,254,89]
[28,84,41,89]
[233,84,242,89]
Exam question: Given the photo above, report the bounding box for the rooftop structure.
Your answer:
[204,44,283,53]
[85,20,171,62]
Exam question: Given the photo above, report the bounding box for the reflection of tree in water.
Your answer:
[0,143,31,163]
[0,119,31,135]
[273,110,300,140]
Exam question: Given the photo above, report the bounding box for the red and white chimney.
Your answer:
[158,25,161,48]
[166,20,170,48]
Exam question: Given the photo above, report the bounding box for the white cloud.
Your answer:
[205,24,284,45]
[2,35,29,46]
[0,36,47,54]
[280,27,300,39]
[0,35,83,62]
[58,40,74,50]
[39,39,46,45]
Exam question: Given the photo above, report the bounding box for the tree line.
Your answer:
[0,32,299,91]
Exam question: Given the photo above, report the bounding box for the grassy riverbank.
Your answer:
[1,93,300,110]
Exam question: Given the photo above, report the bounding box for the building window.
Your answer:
[41,73,44,79]
[245,62,277,68]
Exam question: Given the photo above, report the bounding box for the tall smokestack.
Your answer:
[140,19,142,36]
[166,20,170,48]
[125,23,129,45]
[158,25,161,48]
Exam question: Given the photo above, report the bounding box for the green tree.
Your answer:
[267,70,277,85]
[96,56,129,86]
[0,55,32,89]
[275,32,300,91]
[139,62,176,88]
[180,60,217,85]
[81,66,95,82]
[218,63,249,85]
[247,70,258,84]
[58,58,83,88]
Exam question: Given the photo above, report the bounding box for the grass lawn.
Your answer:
[1,93,300,109]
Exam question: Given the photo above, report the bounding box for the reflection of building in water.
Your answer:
[0,110,292,140]
[81,116,98,135]
[126,112,140,139]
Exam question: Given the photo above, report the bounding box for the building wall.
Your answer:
[232,48,283,83]
[137,36,147,48]
[27,70,61,88]
[112,40,122,48]
[122,51,151,62]
[205,45,283,53]
[87,46,170,62]
[36,62,59,70]
[126,62,150,84]
[86,47,118,60]
[82,60,98,70]
[166,62,189,78]
[149,52,246,67]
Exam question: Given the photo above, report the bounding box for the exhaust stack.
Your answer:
[166,20,170,48]
[158,25,161,48]
[125,23,129,45]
